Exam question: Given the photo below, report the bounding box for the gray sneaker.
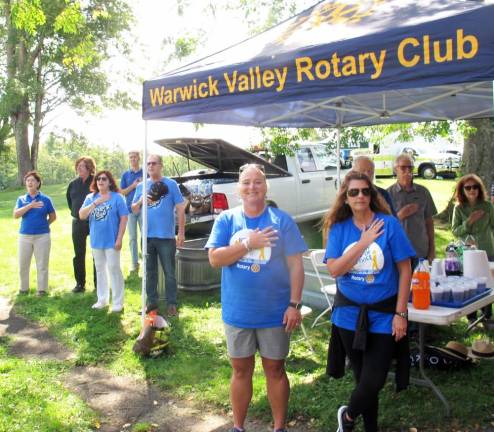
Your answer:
[337,405,354,432]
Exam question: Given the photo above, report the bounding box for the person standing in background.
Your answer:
[79,170,128,311]
[14,171,56,296]
[66,156,97,293]
[120,151,143,274]
[387,154,437,266]
[132,154,185,317]
[352,156,396,216]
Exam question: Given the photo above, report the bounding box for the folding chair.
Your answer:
[292,304,314,352]
[309,249,337,328]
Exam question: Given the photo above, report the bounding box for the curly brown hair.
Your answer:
[90,170,120,193]
[322,171,391,233]
[454,174,487,206]
[75,156,96,175]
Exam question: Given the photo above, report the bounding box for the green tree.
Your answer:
[1,0,133,184]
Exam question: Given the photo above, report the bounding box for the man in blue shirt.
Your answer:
[120,151,143,274]
[132,154,185,316]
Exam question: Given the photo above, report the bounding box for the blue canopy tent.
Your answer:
[138,0,494,330]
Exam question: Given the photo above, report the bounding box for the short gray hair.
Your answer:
[353,155,375,168]
[394,153,414,167]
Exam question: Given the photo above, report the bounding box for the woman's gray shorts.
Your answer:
[224,323,290,360]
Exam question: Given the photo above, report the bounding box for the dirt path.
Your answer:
[0,297,312,432]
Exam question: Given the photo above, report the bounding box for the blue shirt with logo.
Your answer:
[120,168,143,211]
[16,192,56,235]
[133,177,184,239]
[83,192,128,249]
[206,206,307,328]
[325,213,415,334]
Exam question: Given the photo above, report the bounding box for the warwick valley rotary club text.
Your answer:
[148,29,478,107]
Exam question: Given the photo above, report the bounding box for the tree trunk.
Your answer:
[13,98,33,184]
[435,118,494,223]
[462,118,494,189]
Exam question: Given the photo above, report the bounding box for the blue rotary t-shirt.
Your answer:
[133,177,184,239]
[16,192,56,235]
[83,192,128,249]
[120,168,143,211]
[206,206,308,328]
[324,213,415,334]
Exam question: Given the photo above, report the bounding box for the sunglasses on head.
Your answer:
[347,187,371,197]
[239,163,265,174]
[96,176,108,181]
[464,184,479,191]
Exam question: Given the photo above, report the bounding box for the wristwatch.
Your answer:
[289,302,302,310]
[395,310,408,319]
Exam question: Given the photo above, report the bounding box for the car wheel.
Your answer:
[420,165,436,179]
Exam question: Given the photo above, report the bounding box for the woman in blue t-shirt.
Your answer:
[323,171,415,432]
[206,163,307,432]
[79,170,128,312]
[14,171,56,296]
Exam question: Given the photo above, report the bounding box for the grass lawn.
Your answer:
[1,182,494,431]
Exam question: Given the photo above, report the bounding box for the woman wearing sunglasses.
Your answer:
[323,171,415,432]
[79,170,128,311]
[452,174,494,321]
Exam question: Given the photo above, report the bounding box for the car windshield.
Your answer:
[312,145,338,169]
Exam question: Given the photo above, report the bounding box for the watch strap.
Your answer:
[395,311,408,319]
[289,302,302,310]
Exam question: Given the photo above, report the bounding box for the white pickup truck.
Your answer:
[156,138,340,230]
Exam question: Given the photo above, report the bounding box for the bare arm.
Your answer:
[121,178,140,196]
[283,253,304,332]
[208,227,278,268]
[326,219,384,277]
[425,216,435,262]
[48,212,56,225]
[13,201,42,218]
[176,203,186,247]
[392,259,411,341]
[114,215,128,250]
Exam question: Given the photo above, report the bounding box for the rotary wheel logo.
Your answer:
[250,264,260,273]
[365,274,375,284]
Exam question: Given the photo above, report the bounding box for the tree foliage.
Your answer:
[0,0,134,183]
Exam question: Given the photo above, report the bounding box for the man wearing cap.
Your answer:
[121,151,143,274]
[388,154,437,266]
[131,154,185,317]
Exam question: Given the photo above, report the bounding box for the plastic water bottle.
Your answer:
[411,258,431,309]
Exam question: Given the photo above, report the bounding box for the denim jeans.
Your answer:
[127,212,142,270]
[146,238,177,308]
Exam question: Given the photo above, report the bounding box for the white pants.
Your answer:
[92,248,124,309]
[18,233,51,293]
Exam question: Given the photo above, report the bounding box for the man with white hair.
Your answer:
[352,155,396,216]
[387,154,437,265]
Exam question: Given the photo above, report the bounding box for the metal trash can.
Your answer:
[157,238,220,301]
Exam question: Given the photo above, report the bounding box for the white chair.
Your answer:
[309,249,337,328]
[292,304,314,352]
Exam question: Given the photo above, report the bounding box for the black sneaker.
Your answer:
[337,405,355,432]
[72,284,85,293]
[230,428,245,432]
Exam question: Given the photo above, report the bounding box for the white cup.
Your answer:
[431,259,445,277]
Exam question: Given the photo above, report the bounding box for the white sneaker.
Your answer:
[92,302,108,309]
[111,306,123,313]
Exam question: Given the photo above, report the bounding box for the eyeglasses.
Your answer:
[96,176,108,181]
[239,163,265,174]
[147,161,159,166]
[347,187,371,197]
[397,165,413,171]
[464,184,479,191]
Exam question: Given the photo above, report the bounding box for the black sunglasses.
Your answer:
[147,161,159,166]
[347,187,371,197]
[464,184,479,191]
[96,176,108,181]
[397,165,413,171]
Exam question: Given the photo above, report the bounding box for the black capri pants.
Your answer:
[337,326,395,432]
